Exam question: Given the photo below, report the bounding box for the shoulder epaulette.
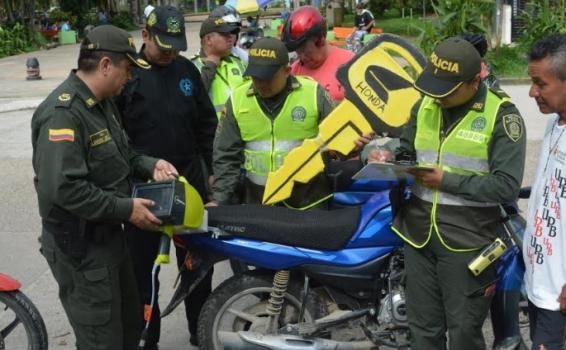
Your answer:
[489,86,510,99]
[54,91,76,109]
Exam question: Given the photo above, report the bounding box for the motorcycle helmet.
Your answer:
[210,5,242,27]
[460,32,488,58]
[281,6,327,51]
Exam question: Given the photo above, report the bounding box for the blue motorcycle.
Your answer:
[162,175,529,350]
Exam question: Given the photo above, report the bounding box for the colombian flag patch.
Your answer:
[48,128,75,142]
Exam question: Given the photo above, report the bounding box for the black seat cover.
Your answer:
[207,205,361,251]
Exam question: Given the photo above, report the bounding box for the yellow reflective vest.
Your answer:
[191,55,246,118]
[231,77,319,187]
[392,89,510,251]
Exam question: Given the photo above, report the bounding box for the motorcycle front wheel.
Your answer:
[0,291,48,350]
[197,272,325,350]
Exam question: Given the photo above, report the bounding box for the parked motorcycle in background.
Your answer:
[0,273,48,349]
[238,27,264,49]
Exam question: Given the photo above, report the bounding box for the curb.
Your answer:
[500,78,531,85]
[0,99,43,114]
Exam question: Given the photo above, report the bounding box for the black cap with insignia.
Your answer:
[244,38,289,80]
[146,5,187,51]
[414,37,481,98]
[81,25,150,69]
[199,16,240,38]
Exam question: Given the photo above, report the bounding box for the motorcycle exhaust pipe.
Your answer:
[218,331,271,350]
[219,331,377,350]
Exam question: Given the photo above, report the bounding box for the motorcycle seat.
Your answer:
[207,205,361,251]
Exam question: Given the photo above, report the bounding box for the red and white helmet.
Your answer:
[281,6,326,51]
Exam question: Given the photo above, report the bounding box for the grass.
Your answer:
[377,16,429,37]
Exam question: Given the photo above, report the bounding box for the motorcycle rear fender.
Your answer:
[0,273,21,291]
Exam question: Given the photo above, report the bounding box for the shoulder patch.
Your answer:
[49,128,75,142]
[502,114,523,142]
[55,92,75,108]
[58,93,71,102]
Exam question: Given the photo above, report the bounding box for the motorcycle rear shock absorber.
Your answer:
[266,270,290,334]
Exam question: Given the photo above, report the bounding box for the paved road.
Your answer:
[0,21,546,349]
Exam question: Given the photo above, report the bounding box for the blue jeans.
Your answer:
[346,30,367,51]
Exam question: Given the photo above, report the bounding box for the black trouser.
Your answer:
[41,226,142,350]
[404,233,497,350]
[528,300,566,350]
[125,225,213,347]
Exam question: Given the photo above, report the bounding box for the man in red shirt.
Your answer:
[282,6,354,102]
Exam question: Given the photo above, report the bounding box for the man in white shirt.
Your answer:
[524,33,566,350]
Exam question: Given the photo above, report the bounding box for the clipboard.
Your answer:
[352,162,434,181]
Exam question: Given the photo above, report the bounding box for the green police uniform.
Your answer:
[392,38,526,350]
[193,17,247,118]
[31,25,156,350]
[191,53,246,117]
[212,38,334,208]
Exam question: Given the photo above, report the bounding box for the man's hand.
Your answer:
[354,132,375,150]
[559,283,566,313]
[205,201,218,207]
[408,167,443,189]
[129,198,162,231]
[153,159,179,181]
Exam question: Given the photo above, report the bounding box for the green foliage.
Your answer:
[378,17,427,36]
[0,22,36,58]
[109,11,137,31]
[402,0,434,11]
[58,0,85,20]
[368,0,397,17]
[415,0,494,54]
[518,0,566,51]
[48,8,77,26]
[414,20,442,54]
[486,45,528,78]
[383,8,401,19]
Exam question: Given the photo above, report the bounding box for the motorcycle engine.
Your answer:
[377,253,408,326]
[377,289,407,326]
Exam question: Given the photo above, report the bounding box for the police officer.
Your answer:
[191,16,247,118]
[388,37,526,349]
[31,25,179,349]
[115,6,217,348]
[210,5,249,63]
[211,38,334,208]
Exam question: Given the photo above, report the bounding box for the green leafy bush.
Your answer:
[415,0,494,54]
[108,11,137,31]
[48,8,77,26]
[486,45,528,78]
[383,8,401,19]
[518,0,566,51]
[368,0,397,17]
[0,22,37,58]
